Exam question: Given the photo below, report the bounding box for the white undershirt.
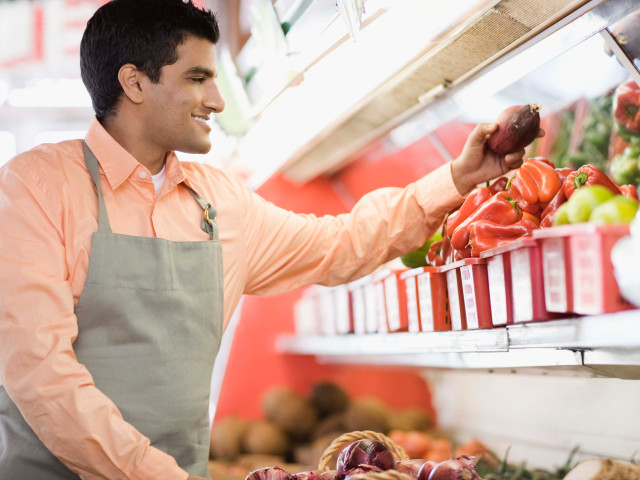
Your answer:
[152,164,166,193]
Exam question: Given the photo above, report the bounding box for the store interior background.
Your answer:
[2,0,640,469]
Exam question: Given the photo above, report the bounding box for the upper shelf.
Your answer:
[232,0,637,187]
[276,309,640,379]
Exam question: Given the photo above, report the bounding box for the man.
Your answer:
[0,0,531,479]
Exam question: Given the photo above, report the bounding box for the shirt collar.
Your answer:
[84,117,187,190]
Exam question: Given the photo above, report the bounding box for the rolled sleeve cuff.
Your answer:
[415,162,465,213]
[130,447,189,480]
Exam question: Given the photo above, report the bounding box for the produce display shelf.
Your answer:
[276,310,640,377]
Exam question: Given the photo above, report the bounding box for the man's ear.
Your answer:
[118,64,145,104]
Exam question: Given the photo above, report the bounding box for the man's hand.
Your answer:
[450,123,545,196]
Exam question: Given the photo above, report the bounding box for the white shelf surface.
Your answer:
[276,310,640,377]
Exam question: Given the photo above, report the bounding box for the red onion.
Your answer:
[396,459,430,479]
[427,458,480,480]
[246,467,295,480]
[337,440,396,476]
[417,461,438,480]
[344,464,383,480]
[294,472,321,480]
[319,471,342,480]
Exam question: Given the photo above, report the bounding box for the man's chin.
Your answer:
[179,141,212,155]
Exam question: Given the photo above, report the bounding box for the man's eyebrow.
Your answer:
[184,66,215,77]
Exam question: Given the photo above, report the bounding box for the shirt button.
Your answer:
[139,171,147,179]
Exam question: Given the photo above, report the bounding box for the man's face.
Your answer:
[143,36,225,154]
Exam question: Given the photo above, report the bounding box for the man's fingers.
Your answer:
[482,122,498,137]
[469,123,498,146]
[504,149,525,168]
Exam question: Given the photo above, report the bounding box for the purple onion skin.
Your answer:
[427,459,481,480]
[344,464,383,480]
[337,440,396,476]
[396,459,429,479]
[319,471,342,480]
[295,472,321,480]
[417,461,439,480]
[246,467,295,480]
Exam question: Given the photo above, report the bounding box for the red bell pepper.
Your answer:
[556,167,573,184]
[539,213,554,228]
[445,186,492,239]
[533,156,556,168]
[564,164,621,198]
[450,191,521,251]
[540,179,568,220]
[619,184,639,201]
[613,79,640,133]
[488,176,508,194]
[440,235,453,264]
[508,157,562,214]
[521,211,540,226]
[468,219,538,256]
[454,247,472,260]
[427,240,444,266]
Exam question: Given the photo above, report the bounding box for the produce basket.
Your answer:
[440,259,492,330]
[534,223,634,315]
[318,430,411,480]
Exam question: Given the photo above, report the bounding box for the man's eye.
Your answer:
[191,77,205,83]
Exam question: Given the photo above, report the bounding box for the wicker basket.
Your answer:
[317,430,414,480]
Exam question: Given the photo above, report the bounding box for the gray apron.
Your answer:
[0,143,224,478]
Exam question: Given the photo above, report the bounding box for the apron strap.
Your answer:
[83,142,113,234]
[182,184,219,241]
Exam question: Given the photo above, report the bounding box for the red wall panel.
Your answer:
[213,124,476,424]
[336,135,447,201]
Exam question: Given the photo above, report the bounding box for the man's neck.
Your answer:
[100,116,166,174]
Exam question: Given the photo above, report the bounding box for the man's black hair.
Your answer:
[80,0,220,121]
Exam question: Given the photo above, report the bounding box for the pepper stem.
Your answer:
[506,175,515,190]
[573,172,588,189]
[506,196,521,217]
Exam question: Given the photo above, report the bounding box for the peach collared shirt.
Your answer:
[0,118,464,479]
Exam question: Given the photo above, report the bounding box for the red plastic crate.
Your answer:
[480,237,553,324]
[417,266,450,332]
[440,261,467,330]
[400,268,423,333]
[480,247,513,326]
[533,228,573,313]
[332,285,353,334]
[347,274,377,334]
[534,224,634,315]
[372,269,410,333]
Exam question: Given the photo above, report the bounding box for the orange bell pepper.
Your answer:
[509,157,562,214]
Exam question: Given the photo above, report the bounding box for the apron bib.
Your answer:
[0,143,224,478]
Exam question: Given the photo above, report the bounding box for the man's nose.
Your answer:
[204,81,225,113]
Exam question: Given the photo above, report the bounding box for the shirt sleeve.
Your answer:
[242,162,465,296]
[0,157,188,480]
